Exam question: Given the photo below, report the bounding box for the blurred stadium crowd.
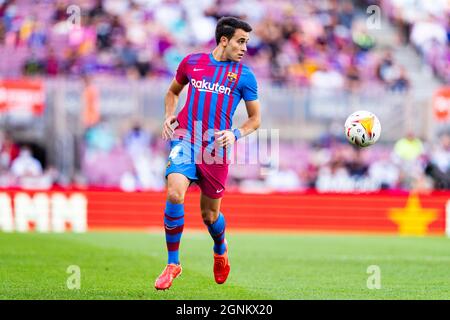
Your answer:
[0,0,423,89]
[383,0,449,83]
[1,0,447,85]
[0,0,449,192]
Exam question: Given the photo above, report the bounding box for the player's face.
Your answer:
[225,29,250,62]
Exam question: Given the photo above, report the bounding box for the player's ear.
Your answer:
[220,35,229,47]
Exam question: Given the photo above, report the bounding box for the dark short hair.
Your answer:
[215,16,252,45]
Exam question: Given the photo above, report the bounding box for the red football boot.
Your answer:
[154,264,182,290]
[213,241,230,284]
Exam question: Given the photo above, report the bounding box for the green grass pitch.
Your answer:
[1,231,449,299]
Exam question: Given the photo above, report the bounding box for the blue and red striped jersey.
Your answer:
[173,53,258,150]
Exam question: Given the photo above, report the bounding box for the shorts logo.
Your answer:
[227,72,237,82]
[166,160,171,168]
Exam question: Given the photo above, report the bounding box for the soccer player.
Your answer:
[155,16,261,290]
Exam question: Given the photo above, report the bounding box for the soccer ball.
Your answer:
[344,110,381,147]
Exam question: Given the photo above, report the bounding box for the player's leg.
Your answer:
[155,138,198,290]
[164,173,190,265]
[155,173,190,290]
[200,193,230,284]
[201,194,226,253]
[197,162,230,284]
[196,164,228,256]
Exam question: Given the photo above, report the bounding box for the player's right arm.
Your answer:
[162,55,191,140]
[162,79,186,140]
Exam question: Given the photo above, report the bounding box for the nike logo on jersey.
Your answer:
[216,189,224,193]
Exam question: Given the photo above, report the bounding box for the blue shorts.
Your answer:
[165,140,198,182]
[165,140,229,199]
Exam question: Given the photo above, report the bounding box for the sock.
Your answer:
[206,213,226,255]
[164,201,184,265]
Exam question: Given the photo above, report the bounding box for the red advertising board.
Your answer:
[0,79,45,115]
[433,86,450,121]
[0,189,448,235]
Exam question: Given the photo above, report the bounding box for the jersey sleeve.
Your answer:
[175,55,191,85]
[241,69,258,101]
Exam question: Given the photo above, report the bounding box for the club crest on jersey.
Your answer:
[227,72,237,82]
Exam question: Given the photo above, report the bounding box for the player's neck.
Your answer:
[212,47,228,62]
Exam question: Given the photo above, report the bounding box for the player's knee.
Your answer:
[201,209,219,225]
[167,189,185,204]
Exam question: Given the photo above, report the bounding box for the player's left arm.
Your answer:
[215,99,261,148]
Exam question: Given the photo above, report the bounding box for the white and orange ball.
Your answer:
[344,110,381,147]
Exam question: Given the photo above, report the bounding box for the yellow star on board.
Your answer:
[388,194,438,236]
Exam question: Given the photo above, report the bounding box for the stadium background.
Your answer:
[0,0,449,300]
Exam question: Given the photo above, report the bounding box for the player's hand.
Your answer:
[162,115,177,140]
[215,130,236,148]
